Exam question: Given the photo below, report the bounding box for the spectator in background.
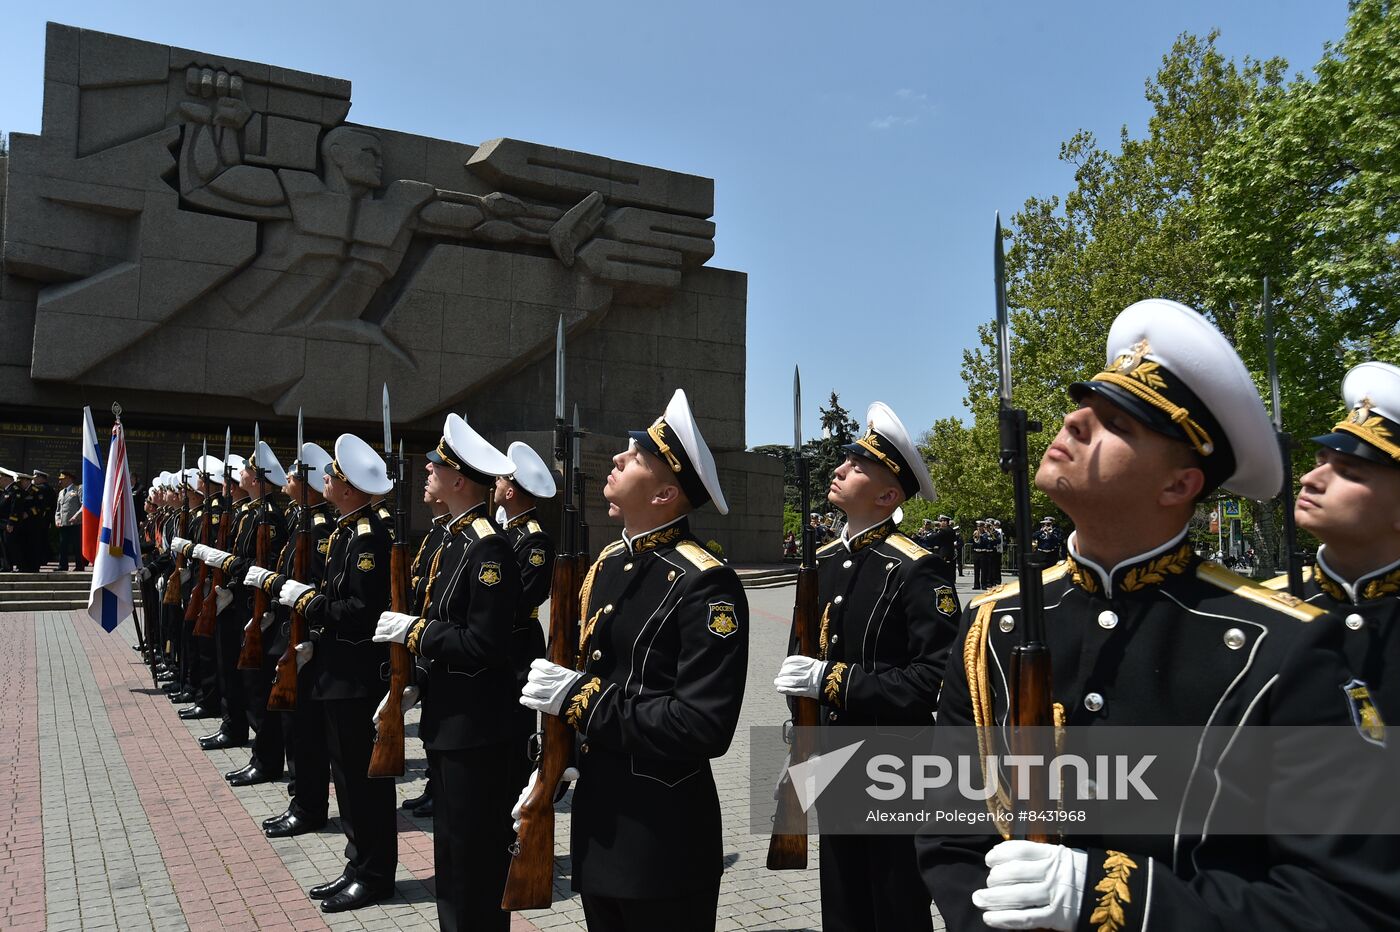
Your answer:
[54,468,86,571]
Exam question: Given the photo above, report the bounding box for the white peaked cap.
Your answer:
[507,441,558,499]
[629,388,729,515]
[328,434,392,496]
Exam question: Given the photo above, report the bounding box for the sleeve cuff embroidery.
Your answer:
[823,661,849,707]
[261,574,284,595]
[220,555,237,574]
[564,675,601,729]
[1089,849,1139,932]
[405,617,429,656]
[294,590,319,615]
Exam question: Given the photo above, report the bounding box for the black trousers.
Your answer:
[324,698,397,889]
[244,645,284,776]
[581,885,720,932]
[819,834,932,932]
[57,525,85,570]
[215,607,249,739]
[288,691,330,821]
[427,743,515,932]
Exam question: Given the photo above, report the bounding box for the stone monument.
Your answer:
[0,23,780,559]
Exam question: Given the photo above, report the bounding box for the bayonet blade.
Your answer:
[555,315,566,422]
[994,213,1013,404]
[1262,277,1283,431]
[572,404,581,472]
[296,408,304,459]
[223,427,231,465]
[399,439,404,482]
[381,383,393,454]
[180,444,186,474]
[201,437,208,473]
[254,422,261,452]
[792,366,803,453]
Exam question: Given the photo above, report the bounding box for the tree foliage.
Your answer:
[933,4,1399,573]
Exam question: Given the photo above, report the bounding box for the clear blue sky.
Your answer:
[0,1,1349,447]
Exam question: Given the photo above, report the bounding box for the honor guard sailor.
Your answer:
[917,299,1396,931]
[400,489,453,820]
[496,440,559,784]
[275,434,396,912]
[249,442,337,838]
[774,400,958,932]
[1264,361,1400,724]
[517,388,749,932]
[373,413,521,931]
[170,465,221,728]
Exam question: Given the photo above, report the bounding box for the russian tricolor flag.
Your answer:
[81,406,104,565]
[86,416,142,633]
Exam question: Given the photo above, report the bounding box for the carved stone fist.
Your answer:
[181,67,251,129]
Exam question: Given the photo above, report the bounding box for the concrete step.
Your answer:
[2,572,95,583]
[0,600,145,612]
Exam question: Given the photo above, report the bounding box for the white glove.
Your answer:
[373,611,418,644]
[244,566,275,590]
[278,579,314,608]
[511,765,580,831]
[156,575,167,595]
[294,641,313,671]
[520,658,583,717]
[973,840,1088,931]
[214,586,233,613]
[199,545,234,566]
[372,686,421,725]
[774,655,826,699]
[192,543,213,563]
[171,536,193,556]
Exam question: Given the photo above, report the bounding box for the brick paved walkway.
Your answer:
[0,572,983,929]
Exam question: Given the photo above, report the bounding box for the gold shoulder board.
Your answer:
[357,517,373,536]
[472,517,496,538]
[885,532,930,560]
[676,541,722,571]
[1259,565,1313,591]
[1196,562,1326,622]
[313,513,327,526]
[527,520,543,534]
[967,561,1070,608]
[816,539,843,557]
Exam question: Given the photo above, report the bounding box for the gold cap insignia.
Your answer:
[707,600,738,638]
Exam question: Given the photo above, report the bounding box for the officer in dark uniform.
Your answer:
[171,467,223,720]
[1030,516,1065,561]
[400,495,453,818]
[1262,361,1400,724]
[518,388,749,932]
[6,474,40,571]
[918,299,1398,931]
[774,401,958,932]
[32,470,57,568]
[928,515,961,574]
[497,440,558,787]
[275,433,396,913]
[0,469,18,571]
[375,413,521,931]
[249,442,337,837]
[970,520,994,588]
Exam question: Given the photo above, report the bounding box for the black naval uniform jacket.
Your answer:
[502,508,554,683]
[813,518,961,727]
[918,529,1397,932]
[410,514,453,615]
[559,517,749,899]
[218,496,289,626]
[258,501,336,656]
[1264,550,1400,724]
[1031,526,1065,560]
[291,504,392,701]
[404,503,522,751]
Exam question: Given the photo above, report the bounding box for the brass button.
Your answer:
[885,562,895,570]
[1223,628,1246,650]
[1345,613,1364,630]
[830,635,839,645]
[828,711,838,722]
[591,649,602,661]
[580,743,590,754]
[842,560,853,569]
[604,604,614,614]
[1098,611,1118,629]
[834,596,843,605]
[1084,692,1105,712]
[624,562,634,572]
[999,615,1015,633]
[667,570,677,581]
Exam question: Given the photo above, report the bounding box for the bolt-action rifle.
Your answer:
[186,440,211,627]
[238,425,274,669]
[195,432,231,638]
[503,316,584,910]
[369,386,411,778]
[767,365,820,870]
[269,410,309,711]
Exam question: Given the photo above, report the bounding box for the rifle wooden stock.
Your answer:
[1008,645,1054,844]
[193,502,226,638]
[237,523,272,670]
[767,562,820,869]
[162,554,184,606]
[268,515,311,711]
[187,500,212,627]
[502,551,581,910]
[368,539,411,778]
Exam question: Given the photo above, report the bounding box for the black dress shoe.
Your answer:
[413,797,434,818]
[178,705,217,720]
[262,809,292,830]
[308,871,353,899]
[199,731,246,751]
[401,789,430,811]
[169,690,195,704]
[267,812,327,838]
[228,766,279,787]
[155,671,175,682]
[320,881,393,913]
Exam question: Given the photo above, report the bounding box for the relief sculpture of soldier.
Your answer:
[174,67,607,357]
